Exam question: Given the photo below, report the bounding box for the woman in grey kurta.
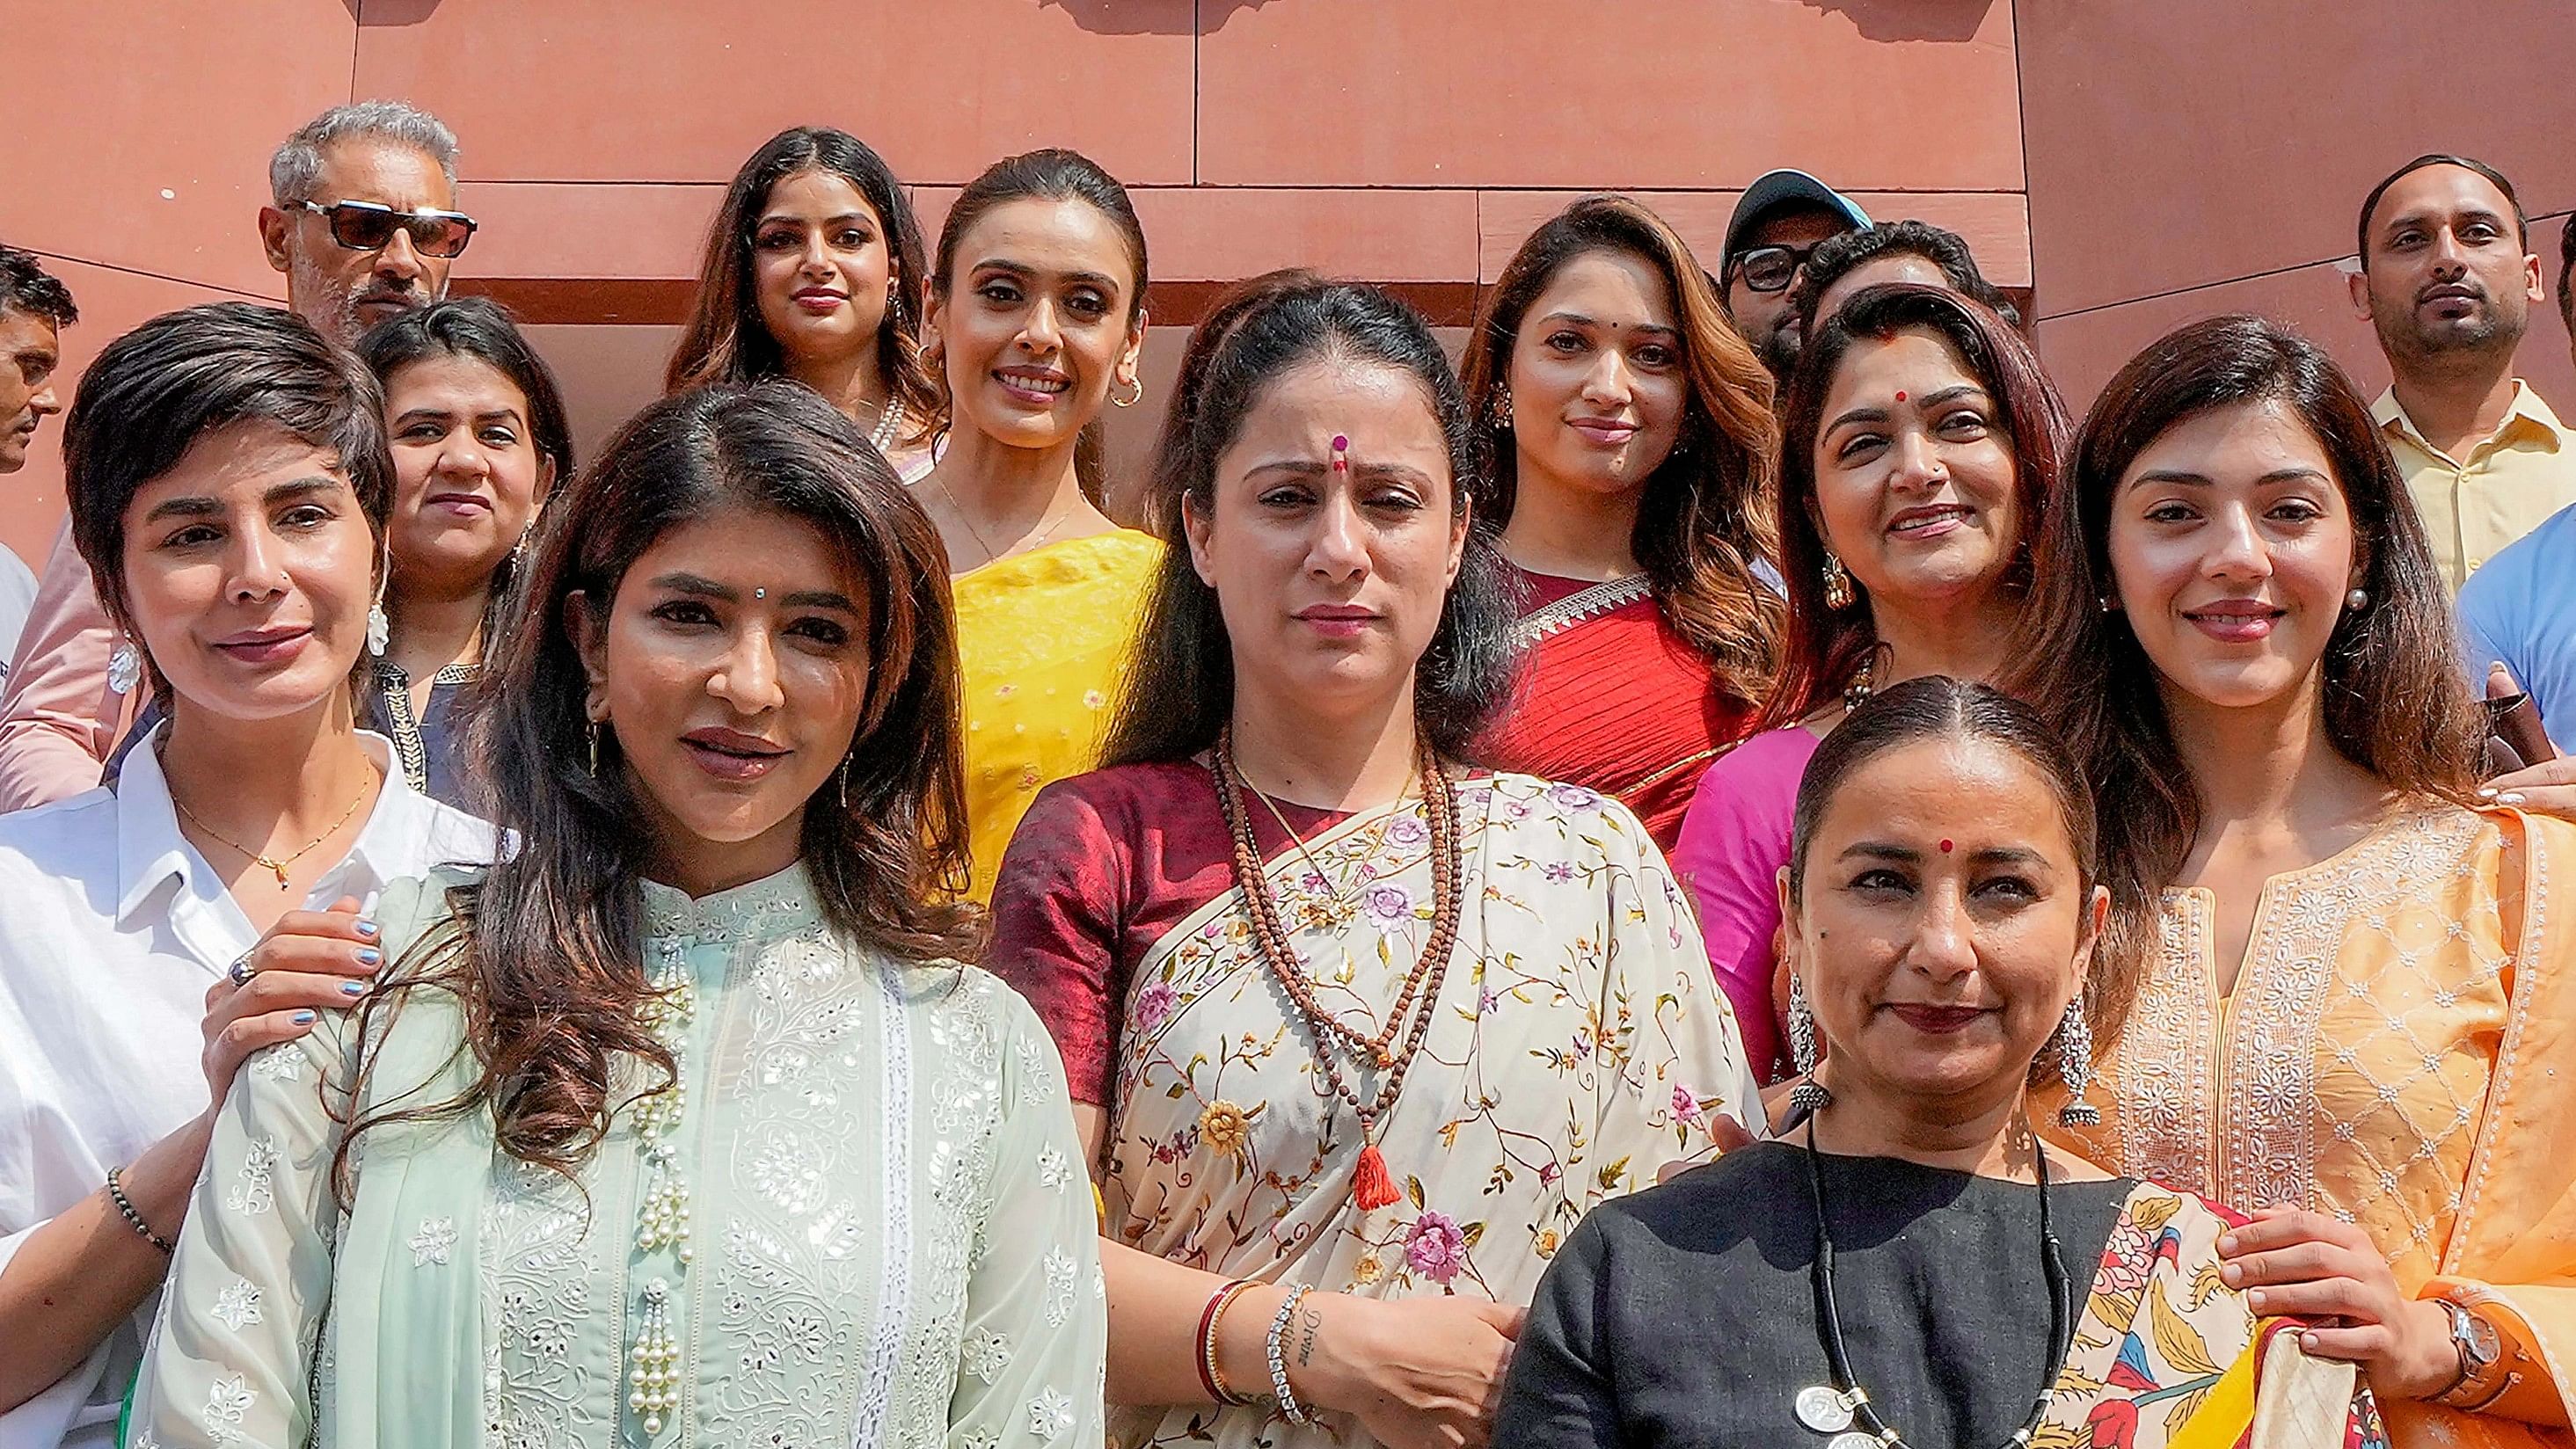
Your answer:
[126,383,1106,1448]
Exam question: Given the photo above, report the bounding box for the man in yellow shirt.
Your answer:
[2349,153,2570,593]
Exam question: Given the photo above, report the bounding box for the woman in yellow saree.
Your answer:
[1496,676,2380,1449]
[918,148,1161,899]
[2022,315,2576,1445]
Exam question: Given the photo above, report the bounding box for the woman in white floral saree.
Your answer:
[126,383,1105,1448]
[988,275,1760,1449]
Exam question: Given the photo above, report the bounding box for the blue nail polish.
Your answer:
[293,1009,318,1024]
[341,980,367,996]
[356,947,382,966]
[355,920,379,937]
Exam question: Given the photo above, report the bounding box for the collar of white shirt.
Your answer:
[111,725,483,930]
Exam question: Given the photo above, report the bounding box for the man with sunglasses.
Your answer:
[0,101,475,812]
[1719,169,1871,381]
[257,100,475,344]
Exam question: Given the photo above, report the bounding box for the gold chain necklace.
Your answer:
[930,476,1081,572]
[1241,762,1416,908]
[170,774,376,891]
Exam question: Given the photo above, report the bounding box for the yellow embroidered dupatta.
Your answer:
[2053,805,2576,1445]
[1103,774,1761,1449]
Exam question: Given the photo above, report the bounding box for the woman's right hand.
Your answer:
[1298,1292,1524,1449]
[199,896,382,1108]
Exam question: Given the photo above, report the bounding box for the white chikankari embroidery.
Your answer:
[962,1328,1011,1383]
[1028,1387,1076,1443]
[1035,1146,1071,1192]
[202,1373,256,1443]
[246,1046,303,1083]
[224,1136,280,1216]
[409,1215,458,1266]
[958,1431,998,1449]
[1042,1246,1077,1327]
[209,1278,263,1331]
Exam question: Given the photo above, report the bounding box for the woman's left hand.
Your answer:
[2218,1205,2459,1400]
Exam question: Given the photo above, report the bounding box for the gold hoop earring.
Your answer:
[1111,376,1144,409]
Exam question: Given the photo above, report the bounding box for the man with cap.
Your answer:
[1719,168,1871,380]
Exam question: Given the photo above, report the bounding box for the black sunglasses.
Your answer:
[294,200,478,259]
[1728,242,1822,295]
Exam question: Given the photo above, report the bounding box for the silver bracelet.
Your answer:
[1266,1282,1316,1424]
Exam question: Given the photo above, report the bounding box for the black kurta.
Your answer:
[1496,1140,2132,1449]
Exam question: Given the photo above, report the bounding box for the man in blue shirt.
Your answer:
[2456,215,2576,749]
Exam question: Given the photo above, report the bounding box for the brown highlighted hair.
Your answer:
[1460,194,1783,703]
[665,127,939,448]
[339,382,973,1188]
[1764,282,2071,732]
[2012,314,2483,1016]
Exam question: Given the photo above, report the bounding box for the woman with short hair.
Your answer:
[0,303,493,1448]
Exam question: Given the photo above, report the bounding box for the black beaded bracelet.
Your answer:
[106,1165,175,1255]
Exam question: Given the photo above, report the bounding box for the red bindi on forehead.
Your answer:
[1937,838,1953,854]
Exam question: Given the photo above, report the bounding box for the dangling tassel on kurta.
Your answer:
[1354,1140,1399,1211]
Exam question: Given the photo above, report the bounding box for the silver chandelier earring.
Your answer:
[106,639,144,696]
[2053,997,2100,1127]
[1786,973,1833,1113]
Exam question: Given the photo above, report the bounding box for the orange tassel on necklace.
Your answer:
[1354,1137,1400,1211]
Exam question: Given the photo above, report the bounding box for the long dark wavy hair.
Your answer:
[1103,276,1517,767]
[2013,315,2483,1011]
[664,127,940,448]
[1459,194,1783,702]
[357,295,575,604]
[928,148,1149,503]
[338,382,974,1187]
[1763,282,2072,731]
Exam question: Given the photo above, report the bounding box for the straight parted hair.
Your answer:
[1763,282,2071,732]
[1785,675,2119,1071]
[929,147,1149,503]
[1105,275,1517,767]
[1459,194,1784,703]
[2014,314,2485,996]
[339,382,974,1186]
[665,127,940,446]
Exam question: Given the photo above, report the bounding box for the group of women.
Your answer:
[0,123,2568,1449]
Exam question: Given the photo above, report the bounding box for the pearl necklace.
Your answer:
[626,934,696,1437]
[865,397,905,456]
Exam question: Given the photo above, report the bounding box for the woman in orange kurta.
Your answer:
[2022,314,2576,1444]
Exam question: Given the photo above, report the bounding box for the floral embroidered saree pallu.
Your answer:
[1105,774,1762,1449]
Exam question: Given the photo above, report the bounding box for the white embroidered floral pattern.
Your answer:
[246,1046,303,1084]
[1028,1387,1076,1443]
[223,1136,280,1216]
[1036,1146,1072,1192]
[1043,1245,1078,1327]
[201,1373,256,1444]
[963,1327,1012,1383]
[408,1215,457,1266]
[208,1278,262,1331]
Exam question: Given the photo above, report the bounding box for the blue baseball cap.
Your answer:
[1724,170,1872,262]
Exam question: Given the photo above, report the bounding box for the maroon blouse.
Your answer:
[985,760,1344,1105]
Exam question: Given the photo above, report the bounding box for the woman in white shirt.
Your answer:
[0,302,493,1449]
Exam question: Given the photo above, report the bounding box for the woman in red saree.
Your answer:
[1459,196,1784,851]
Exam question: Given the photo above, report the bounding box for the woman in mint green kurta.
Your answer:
[124,384,1106,1447]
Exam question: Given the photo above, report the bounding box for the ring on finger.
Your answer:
[228,954,255,987]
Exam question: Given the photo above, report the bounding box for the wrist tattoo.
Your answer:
[1295,1305,1322,1366]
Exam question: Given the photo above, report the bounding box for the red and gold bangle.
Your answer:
[1196,1278,1261,1407]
